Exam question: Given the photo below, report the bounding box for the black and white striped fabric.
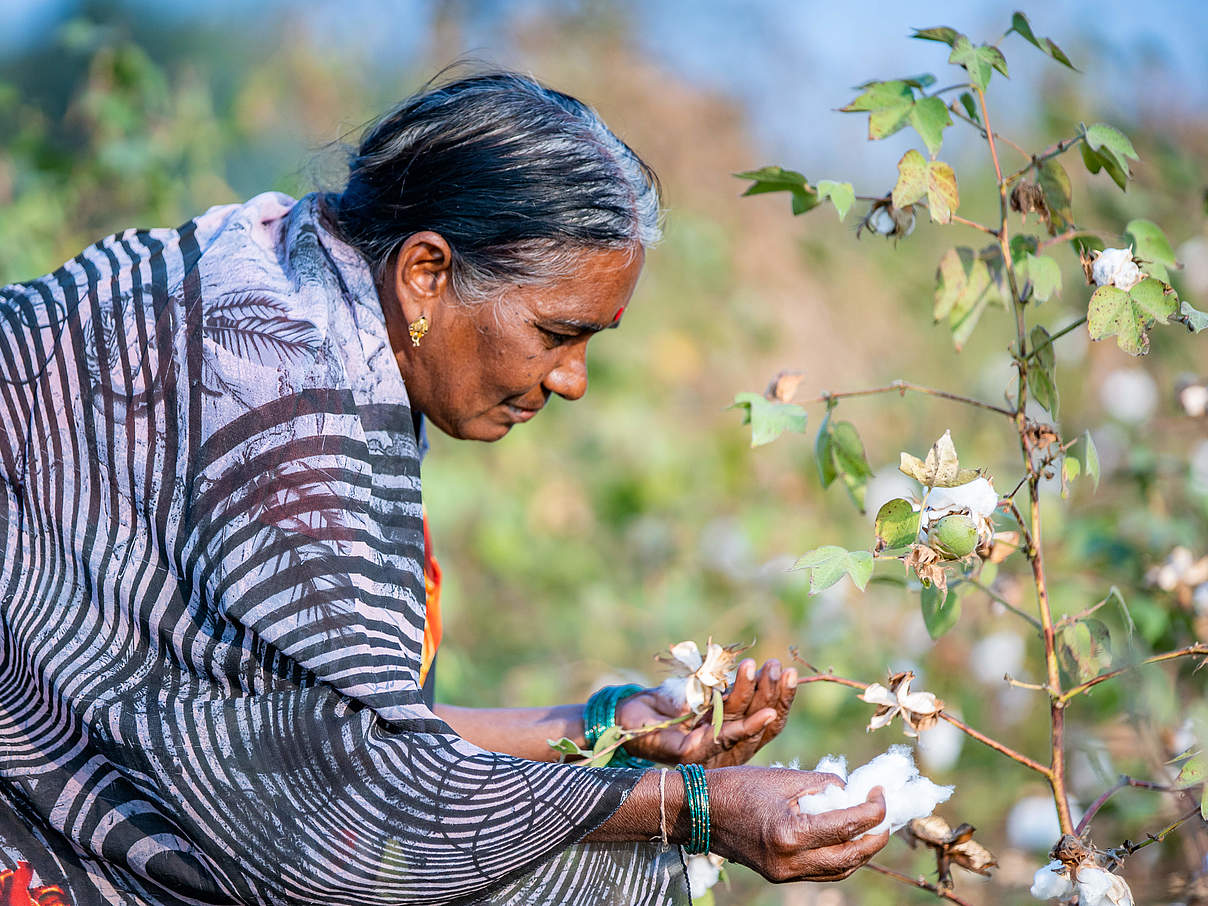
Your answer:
[0,193,688,906]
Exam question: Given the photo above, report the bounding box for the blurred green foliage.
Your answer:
[3,5,1206,904]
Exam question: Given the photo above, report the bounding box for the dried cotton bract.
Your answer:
[860,671,944,736]
[1030,835,1135,906]
[797,746,953,837]
[656,640,742,713]
[1091,247,1142,292]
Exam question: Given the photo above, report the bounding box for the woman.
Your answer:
[0,72,887,905]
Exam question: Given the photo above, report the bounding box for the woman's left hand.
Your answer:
[614,658,797,768]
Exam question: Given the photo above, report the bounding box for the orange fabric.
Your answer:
[419,510,442,686]
[0,862,71,906]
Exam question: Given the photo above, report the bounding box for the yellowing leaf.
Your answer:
[1086,280,1177,356]
[816,179,856,221]
[893,151,959,224]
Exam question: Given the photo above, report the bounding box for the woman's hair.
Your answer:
[325,70,662,303]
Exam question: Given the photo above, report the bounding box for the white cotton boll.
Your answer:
[797,746,952,837]
[1100,369,1157,424]
[1076,865,1135,906]
[684,853,723,896]
[1030,860,1074,899]
[813,754,848,781]
[659,676,691,710]
[869,206,896,236]
[1092,248,1142,291]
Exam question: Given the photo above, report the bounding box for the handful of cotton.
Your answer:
[797,746,953,837]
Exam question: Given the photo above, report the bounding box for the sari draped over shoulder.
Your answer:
[0,193,688,906]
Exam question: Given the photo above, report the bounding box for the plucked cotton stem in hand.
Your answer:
[656,640,741,713]
[797,746,953,837]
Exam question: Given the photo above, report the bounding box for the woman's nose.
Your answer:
[543,348,588,400]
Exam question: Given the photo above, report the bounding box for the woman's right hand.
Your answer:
[707,767,889,883]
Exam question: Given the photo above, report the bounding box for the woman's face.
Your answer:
[385,239,644,442]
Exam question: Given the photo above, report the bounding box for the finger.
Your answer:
[723,659,758,717]
[746,659,781,716]
[716,707,777,745]
[788,830,890,882]
[795,789,886,848]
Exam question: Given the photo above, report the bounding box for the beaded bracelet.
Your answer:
[676,763,711,854]
[583,684,654,769]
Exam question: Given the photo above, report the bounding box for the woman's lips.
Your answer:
[503,403,541,423]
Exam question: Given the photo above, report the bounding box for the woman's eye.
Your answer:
[539,327,576,347]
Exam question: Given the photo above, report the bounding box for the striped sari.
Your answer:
[0,193,687,905]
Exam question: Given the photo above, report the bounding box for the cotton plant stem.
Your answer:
[1074,775,1178,837]
[948,105,1030,160]
[805,381,1015,417]
[865,862,974,906]
[792,668,1052,777]
[964,579,1042,630]
[1058,644,1208,704]
[979,85,1075,836]
[948,213,1000,237]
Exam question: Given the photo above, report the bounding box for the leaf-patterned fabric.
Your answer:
[0,193,688,906]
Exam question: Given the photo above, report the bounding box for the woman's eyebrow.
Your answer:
[544,317,613,332]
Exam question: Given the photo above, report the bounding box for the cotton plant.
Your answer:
[728,10,1208,904]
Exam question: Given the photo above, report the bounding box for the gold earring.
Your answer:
[408,315,430,348]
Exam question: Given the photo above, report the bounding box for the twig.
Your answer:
[1004,675,1050,692]
[865,862,974,906]
[1105,806,1206,868]
[791,661,1052,777]
[1037,229,1113,253]
[1024,317,1087,362]
[1004,132,1086,185]
[1075,775,1179,836]
[1005,501,1036,558]
[949,213,999,237]
[1059,644,1208,703]
[805,380,1015,417]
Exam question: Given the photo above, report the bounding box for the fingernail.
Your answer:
[744,661,756,680]
[785,670,798,689]
[769,662,781,682]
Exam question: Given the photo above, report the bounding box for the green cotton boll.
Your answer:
[927,514,979,559]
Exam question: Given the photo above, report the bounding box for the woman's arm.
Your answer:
[434,703,585,761]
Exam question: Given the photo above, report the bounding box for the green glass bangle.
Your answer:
[583,684,654,769]
[676,763,711,854]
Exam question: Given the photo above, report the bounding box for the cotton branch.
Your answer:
[804,381,1015,417]
[865,862,974,906]
[1074,775,1179,837]
[1104,807,1207,869]
[1059,643,1208,703]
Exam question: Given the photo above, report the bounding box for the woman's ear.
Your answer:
[391,231,455,323]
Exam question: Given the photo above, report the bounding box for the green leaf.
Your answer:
[1105,586,1135,640]
[1037,159,1074,233]
[841,80,916,141]
[1008,12,1079,70]
[735,166,819,216]
[875,498,921,550]
[793,546,874,593]
[1124,219,1177,271]
[921,583,961,639]
[587,724,626,767]
[711,687,725,739]
[958,91,980,123]
[1061,455,1080,497]
[548,736,588,760]
[1175,753,1206,788]
[934,246,998,349]
[912,26,960,46]
[1085,123,1139,175]
[893,149,928,208]
[1029,325,1059,418]
[893,151,959,224]
[1087,282,1175,356]
[831,420,873,512]
[814,408,838,488]
[1026,253,1062,303]
[1082,429,1100,490]
[949,36,1007,92]
[692,889,716,906]
[1180,300,1208,333]
[816,179,855,222]
[730,392,808,447]
[1130,277,1178,325]
[1057,619,1113,685]
[909,96,953,158]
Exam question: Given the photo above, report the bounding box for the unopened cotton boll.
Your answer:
[1092,248,1142,291]
[1030,860,1074,899]
[797,746,953,837]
